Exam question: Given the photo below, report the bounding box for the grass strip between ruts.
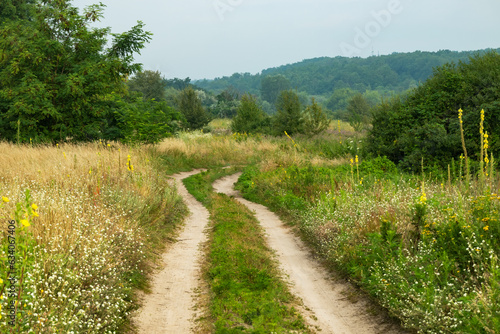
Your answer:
[183,169,312,333]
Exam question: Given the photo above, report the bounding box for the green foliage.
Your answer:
[302,98,330,136]
[196,50,494,97]
[114,95,182,144]
[346,93,372,132]
[164,77,191,90]
[178,87,210,130]
[210,87,241,119]
[260,74,291,105]
[127,70,166,101]
[0,0,34,22]
[368,51,500,171]
[273,90,303,136]
[0,0,152,143]
[231,94,269,134]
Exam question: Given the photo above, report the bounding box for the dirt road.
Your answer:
[134,170,404,334]
[134,170,209,334]
[213,173,404,334]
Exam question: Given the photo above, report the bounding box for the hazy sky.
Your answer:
[71,0,500,80]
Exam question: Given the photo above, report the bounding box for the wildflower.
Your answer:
[2,196,9,203]
[420,192,427,203]
[21,219,30,227]
[483,226,489,231]
[32,204,38,210]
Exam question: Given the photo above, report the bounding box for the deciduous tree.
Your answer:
[303,98,330,136]
[0,0,152,142]
[273,90,303,136]
[178,87,210,130]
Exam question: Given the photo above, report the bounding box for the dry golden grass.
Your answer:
[0,141,185,332]
[157,131,343,172]
[0,142,154,249]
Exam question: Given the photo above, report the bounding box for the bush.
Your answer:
[368,51,500,171]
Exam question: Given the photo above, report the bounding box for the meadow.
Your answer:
[1,118,498,333]
[0,142,186,333]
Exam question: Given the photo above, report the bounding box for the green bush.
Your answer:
[368,51,500,171]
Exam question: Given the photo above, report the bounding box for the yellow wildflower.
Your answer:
[2,196,9,203]
[483,226,489,231]
[32,204,38,210]
[21,219,30,227]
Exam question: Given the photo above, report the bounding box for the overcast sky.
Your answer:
[71,0,500,80]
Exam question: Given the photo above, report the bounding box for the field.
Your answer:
[1,119,499,333]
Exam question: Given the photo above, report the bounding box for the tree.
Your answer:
[0,0,34,22]
[302,98,330,136]
[0,0,152,142]
[178,87,210,130]
[164,77,191,90]
[368,51,500,171]
[114,96,182,144]
[210,87,241,118]
[346,93,371,132]
[231,94,268,134]
[261,74,291,105]
[127,70,166,101]
[273,90,303,136]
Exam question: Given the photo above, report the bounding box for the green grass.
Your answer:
[183,169,312,333]
[236,162,500,334]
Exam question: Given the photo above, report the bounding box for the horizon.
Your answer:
[193,47,498,81]
[71,0,500,81]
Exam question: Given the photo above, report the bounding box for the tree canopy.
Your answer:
[368,51,500,171]
[0,0,152,143]
[127,70,166,101]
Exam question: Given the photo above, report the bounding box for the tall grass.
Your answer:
[0,142,186,333]
[155,130,352,174]
[237,156,500,333]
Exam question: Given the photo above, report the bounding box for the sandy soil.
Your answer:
[133,170,209,334]
[213,173,405,334]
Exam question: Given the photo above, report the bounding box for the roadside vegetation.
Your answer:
[236,133,500,333]
[0,142,187,332]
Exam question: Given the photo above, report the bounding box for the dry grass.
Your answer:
[157,131,344,172]
[0,141,185,333]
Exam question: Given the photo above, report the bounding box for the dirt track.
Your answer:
[134,170,209,334]
[134,170,405,333]
[213,173,404,334]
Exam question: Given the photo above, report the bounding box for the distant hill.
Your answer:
[194,49,500,96]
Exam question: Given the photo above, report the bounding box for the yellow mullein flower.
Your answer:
[420,192,427,203]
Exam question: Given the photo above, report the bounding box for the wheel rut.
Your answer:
[213,173,405,334]
[134,170,209,334]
